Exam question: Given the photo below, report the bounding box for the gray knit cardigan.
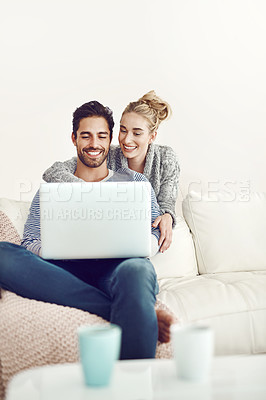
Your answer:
[42,143,180,226]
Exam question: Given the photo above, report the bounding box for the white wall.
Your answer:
[1,0,266,214]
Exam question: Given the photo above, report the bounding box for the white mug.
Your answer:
[171,324,214,382]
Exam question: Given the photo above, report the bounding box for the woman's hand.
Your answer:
[152,213,173,253]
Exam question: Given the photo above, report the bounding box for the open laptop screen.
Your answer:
[40,181,151,259]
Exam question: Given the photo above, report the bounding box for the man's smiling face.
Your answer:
[72,116,111,168]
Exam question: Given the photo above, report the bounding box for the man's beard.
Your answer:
[77,147,108,168]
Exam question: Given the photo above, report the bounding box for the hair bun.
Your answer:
[122,90,172,133]
[138,90,172,122]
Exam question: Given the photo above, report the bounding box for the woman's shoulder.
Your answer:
[152,144,179,162]
[152,144,180,175]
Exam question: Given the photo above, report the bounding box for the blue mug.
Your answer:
[78,324,122,387]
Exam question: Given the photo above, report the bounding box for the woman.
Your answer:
[43,91,180,252]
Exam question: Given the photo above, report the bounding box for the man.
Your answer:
[0,101,173,359]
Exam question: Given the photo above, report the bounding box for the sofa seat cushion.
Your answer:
[157,271,266,355]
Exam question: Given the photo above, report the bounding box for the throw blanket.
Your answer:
[0,210,21,300]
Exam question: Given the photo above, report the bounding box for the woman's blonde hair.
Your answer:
[121,90,172,133]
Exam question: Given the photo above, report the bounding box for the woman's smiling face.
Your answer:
[119,112,156,162]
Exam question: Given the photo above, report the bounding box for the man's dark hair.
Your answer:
[72,101,114,140]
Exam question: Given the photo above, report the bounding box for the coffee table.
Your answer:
[6,355,266,400]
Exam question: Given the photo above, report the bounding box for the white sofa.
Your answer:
[157,191,266,355]
[0,190,266,398]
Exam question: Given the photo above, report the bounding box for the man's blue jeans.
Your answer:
[0,242,159,359]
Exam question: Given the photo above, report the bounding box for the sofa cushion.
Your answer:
[151,217,198,279]
[157,271,266,355]
[182,191,266,273]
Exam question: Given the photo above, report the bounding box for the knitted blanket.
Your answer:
[0,211,21,244]
[0,210,21,301]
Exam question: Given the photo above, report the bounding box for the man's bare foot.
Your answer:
[156,309,177,343]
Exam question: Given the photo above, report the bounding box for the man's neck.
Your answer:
[74,160,109,182]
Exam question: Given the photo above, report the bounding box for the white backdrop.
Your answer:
[1,0,265,214]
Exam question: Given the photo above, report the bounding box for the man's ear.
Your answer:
[149,131,157,144]
[71,132,77,146]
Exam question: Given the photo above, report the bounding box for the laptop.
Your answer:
[39,181,151,259]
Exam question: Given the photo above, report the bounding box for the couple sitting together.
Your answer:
[0,91,180,360]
